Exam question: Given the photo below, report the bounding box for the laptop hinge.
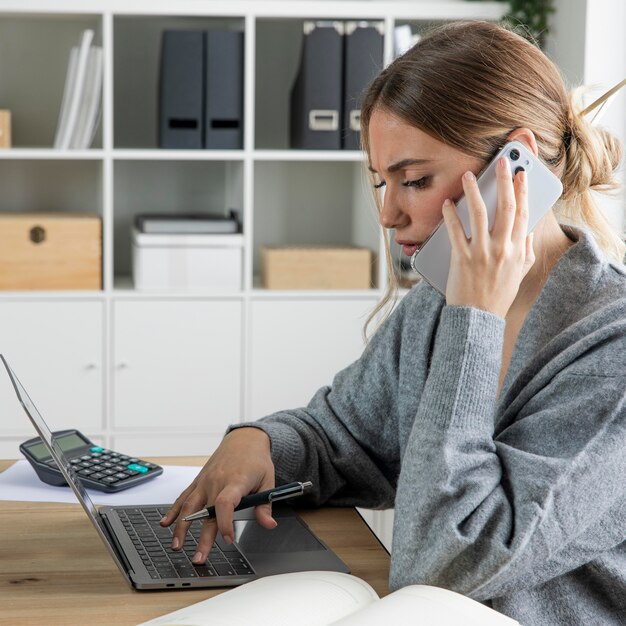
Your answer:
[99,513,136,579]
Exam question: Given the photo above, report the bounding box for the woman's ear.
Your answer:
[506,128,538,156]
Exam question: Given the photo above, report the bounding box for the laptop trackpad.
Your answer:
[234,518,325,553]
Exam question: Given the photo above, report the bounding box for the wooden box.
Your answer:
[261,246,373,290]
[0,213,102,290]
[0,110,11,149]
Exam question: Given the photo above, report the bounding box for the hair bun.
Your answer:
[560,91,622,202]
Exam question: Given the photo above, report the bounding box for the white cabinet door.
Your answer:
[113,300,242,433]
[0,301,104,436]
[248,298,376,420]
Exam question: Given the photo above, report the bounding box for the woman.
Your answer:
[162,21,626,624]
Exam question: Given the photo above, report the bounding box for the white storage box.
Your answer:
[131,228,243,291]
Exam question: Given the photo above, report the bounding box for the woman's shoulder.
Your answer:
[543,228,626,375]
[549,226,626,314]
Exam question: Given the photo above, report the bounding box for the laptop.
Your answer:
[1,354,349,590]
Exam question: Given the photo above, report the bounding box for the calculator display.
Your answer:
[27,441,50,461]
[27,432,87,460]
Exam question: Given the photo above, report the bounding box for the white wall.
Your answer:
[545,0,626,233]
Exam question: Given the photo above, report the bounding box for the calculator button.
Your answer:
[102,476,119,484]
[141,462,157,469]
[124,469,139,476]
[127,463,149,474]
[91,472,105,480]
[102,469,116,476]
[100,455,111,460]
[114,472,129,480]
[69,459,81,465]
[78,468,95,476]
[90,446,103,453]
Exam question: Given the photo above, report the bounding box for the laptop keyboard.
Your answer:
[118,507,255,580]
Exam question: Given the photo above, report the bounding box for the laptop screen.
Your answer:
[0,354,131,583]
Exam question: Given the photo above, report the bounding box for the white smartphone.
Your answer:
[410,140,563,294]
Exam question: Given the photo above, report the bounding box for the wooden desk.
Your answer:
[0,457,390,626]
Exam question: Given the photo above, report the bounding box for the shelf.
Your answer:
[0,149,104,159]
[112,149,245,161]
[0,289,104,300]
[0,2,508,21]
[0,149,366,161]
[250,286,381,300]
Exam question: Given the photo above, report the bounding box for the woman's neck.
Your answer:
[511,211,573,314]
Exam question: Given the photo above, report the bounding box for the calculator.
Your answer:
[20,429,163,493]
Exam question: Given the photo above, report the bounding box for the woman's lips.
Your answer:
[400,243,422,256]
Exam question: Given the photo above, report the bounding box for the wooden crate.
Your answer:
[0,110,10,149]
[261,246,373,290]
[0,212,101,290]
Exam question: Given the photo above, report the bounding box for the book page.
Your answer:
[330,584,519,625]
[136,571,379,626]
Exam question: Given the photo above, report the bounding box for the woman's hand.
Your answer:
[160,427,276,564]
[442,156,535,318]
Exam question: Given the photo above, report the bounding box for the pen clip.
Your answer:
[268,481,312,502]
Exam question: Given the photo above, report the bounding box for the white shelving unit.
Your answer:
[0,2,507,451]
[0,0,508,553]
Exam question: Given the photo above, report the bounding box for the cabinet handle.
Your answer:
[84,363,97,370]
[116,362,129,370]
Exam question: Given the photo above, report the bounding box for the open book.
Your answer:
[136,571,519,626]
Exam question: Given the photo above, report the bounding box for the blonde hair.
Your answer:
[360,20,625,338]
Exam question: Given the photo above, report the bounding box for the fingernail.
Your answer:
[463,171,474,182]
[224,535,233,545]
[499,156,508,170]
[519,170,527,184]
[192,551,203,563]
[172,537,180,550]
[160,517,167,524]
[442,198,452,209]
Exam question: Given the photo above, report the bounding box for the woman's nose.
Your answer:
[379,188,408,230]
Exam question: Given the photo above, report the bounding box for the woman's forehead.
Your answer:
[368,110,460,171]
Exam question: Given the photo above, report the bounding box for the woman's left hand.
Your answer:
[442,156,535,319]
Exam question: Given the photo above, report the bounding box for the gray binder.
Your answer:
[205,30,244,149]
[342,22,384,150]
[290,21,344,150]
[158,30,204,149]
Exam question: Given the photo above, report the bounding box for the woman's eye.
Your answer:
[402,176,430,189]
[373,180,386,189]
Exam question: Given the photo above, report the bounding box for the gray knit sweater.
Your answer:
[231,227,626,625]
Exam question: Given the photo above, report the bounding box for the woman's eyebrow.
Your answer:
[368,158,432,174]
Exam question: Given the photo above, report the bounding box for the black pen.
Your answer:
[182,481,313,522]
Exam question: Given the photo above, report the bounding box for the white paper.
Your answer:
[332,585,519,626]
[136,571,379,626]
[0,459,200,506]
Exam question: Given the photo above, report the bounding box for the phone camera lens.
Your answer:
[509,149,520,161]
[514,166,525,175]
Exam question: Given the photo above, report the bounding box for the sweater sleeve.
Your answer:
[227,291,427,510]
[390,305,626,600]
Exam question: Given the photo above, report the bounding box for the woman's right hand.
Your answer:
[159,426,276,565]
